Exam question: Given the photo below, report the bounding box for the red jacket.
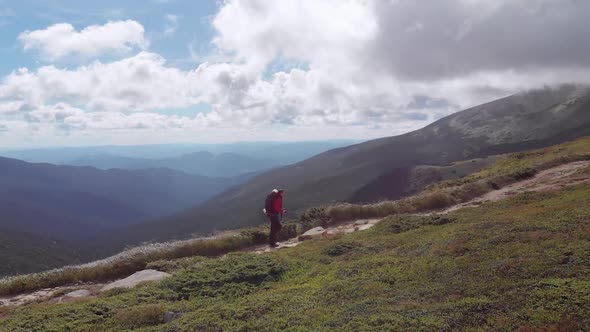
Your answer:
[273,193,284,214]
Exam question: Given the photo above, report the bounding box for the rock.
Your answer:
[164,311,185,323]
[63,289,91,298]
[357,224,375,231]
[353,220,369,226]
[56,289,92,303]
[101,269,171,292]
[298,227,327,241]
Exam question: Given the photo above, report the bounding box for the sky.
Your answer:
[0,0,589,148]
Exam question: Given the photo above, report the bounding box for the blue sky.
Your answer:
[0,0,218,75]
[0,0,588,148]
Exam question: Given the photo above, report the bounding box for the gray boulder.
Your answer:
[101,269,171,292]
[298,227,327,241]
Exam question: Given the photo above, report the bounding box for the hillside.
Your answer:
[0,227,84,277]
[1,139,588,331]
[123,84,590,243]
[0,157,242,248]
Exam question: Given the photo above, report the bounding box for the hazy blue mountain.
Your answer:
[67,151,275,177]
[0,140,359,168]
[0,157,244,242]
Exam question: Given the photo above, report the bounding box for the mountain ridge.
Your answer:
[0,156,244,242]
[117,84,590,244]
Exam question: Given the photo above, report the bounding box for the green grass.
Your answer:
[1,183,588,331]
[326,136,590,223]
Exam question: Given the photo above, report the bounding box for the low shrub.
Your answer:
[239,227,269,244]
[163,253,285,300]
[379,215,457,234]
[114,303,166,329]
[410,191,457,211]
[146,256,207,273]
[299,206,331,232]
[278,222,299,241]
[323,240,364,256]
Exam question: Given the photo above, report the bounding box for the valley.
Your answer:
[1,136,589,331]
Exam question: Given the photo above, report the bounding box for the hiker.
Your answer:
[265,189,285,247]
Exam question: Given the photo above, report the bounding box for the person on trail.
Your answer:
[265,189,285,248]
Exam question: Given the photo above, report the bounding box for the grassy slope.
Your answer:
[439,136,590,186]
[328,137,590,222]
[1,183,589,331]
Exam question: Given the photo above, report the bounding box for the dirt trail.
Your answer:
[2,160,589,308]
[253,160,590,253]
[442,160,590,213]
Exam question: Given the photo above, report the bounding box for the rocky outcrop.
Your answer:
[101,269,171,292]
[298,227,327,241]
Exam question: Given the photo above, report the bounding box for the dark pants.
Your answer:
[269,214,282,245]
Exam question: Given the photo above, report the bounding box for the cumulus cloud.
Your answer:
[207,0,590,123]
[19,20,148,60]
[369,0,590,80]
[2,0,589,146]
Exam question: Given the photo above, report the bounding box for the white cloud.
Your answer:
[19,20,148,60]
[2,0,590,147]
[212,0,377,72]
[163,14,179,36]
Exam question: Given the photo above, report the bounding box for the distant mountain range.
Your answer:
[0,157,244,244]
[1,141,358,177]
[66,152,274,177]
[120,84,590,243]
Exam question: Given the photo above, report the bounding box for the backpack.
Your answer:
[265,192,277,214]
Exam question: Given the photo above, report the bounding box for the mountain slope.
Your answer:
[0,158,242,241]
[123,84,590,242]
[0,227,83,277]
